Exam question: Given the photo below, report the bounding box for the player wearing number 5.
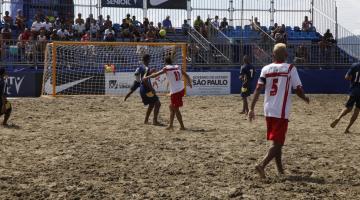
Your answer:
[331,63,360,133]
[144,56,192,131]
[248,43,310,179]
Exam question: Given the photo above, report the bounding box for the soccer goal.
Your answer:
[42,41,187,97]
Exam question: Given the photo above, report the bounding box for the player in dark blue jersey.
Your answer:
[0,68,12,126]
[124,54,162,125]
[239,55,255,114]
[331,63,360,133]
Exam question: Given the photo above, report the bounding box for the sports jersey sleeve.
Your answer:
[346,64,356,77]
[290,67,302,89]
[258,67,266,85]
[134,67,142,82]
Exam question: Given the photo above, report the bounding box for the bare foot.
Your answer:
[255,165,266,179]
[330,119,339,128]
[166,126,174,130]
[179,127,186,131]
[344,129,350,134]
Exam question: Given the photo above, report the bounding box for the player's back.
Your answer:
[348,63,360,96]
[259,62,302,119]
[164,65,184,94]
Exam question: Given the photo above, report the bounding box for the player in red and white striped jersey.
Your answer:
[144,56,192,130]
[248,43,310,179]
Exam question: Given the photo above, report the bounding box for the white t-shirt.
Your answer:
[258,62,302,119]
[164,65,184,94]
[57,29,69,38]
[73,23,86,33]
[42,22,52,31]
[32,21,44,31]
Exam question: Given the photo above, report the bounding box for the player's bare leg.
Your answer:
[274,145,285,175]
[331,107,352,128]
[174,108,185,130]
[256,142,282,179]
[124,90,135,101]
[344,107,359,133]
[1,108,11,126]
[153,101,162,126]
[144,104,155,124]
[166,105,175,130]
[241,97,249,114]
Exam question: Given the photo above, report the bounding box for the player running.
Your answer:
[124,54,162,125]
[248,43,310,179]
[239,55,255,114]
[330,63,360,133]
[0,68,12,126]
[144,56,192,130]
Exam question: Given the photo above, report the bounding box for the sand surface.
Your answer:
[0,95,360,199]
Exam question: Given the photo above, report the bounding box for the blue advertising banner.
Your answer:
[6,71,43,97]
[101,0,143,8]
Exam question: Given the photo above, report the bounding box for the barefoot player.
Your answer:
[239,55,255,114]
[330,63,360,133]
[0,68,12,126]
[248,43,310,178]
[144,56,192,130]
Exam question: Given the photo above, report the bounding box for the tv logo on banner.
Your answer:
[6,76,25,95]
[102,0,142,8]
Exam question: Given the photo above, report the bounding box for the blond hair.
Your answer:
[273,43,287,62]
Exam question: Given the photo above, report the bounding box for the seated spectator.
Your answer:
[302,16,313,32]
[104,26,115,40]
[15,9,26,31]
[124,14,132,25]
[53,17,62,30]
[73,19,86,37]
[31,17,44,33]
[57,26,70,40]
[162,16,174,32]
[149,21,156,31]
[294,44,308,63]
[75,13,84,25]
[89,21,100,38]
[120,19,132,41]
[81,32,91,42]
[145,29,156,42]
[182,20,190,35]
[37,30,48,52]
[3,11,13,26]
[25,36,36,62]
[132,16,141,27]
[67,26,75,40]
[270,23,279,38]
[1,23,12,41]
[156,22,162,37]
[64,12,74,29]
[251,17,261,32]
[132,26,142,42]
[212,16,220,29]
[42,17,53,33]
[220,17,228,31]
[323,29,336,44]
[194,16,204,32]
[104,15,112,29]
[17,28,31,49]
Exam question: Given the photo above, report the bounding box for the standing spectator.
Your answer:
[132,26,142,42]
[193,16,204,32]
[294,44,308,63]
[42,17,53,32]
[15,9,26,31]
[73,19,86,38]
[85,14,96,31]
[53,17,62,30]
[104,15,112,29]
[270,23,279,38]
[143,17,150,33]
[120,19,131,41]
[162,16,174,32]
[274,24,288,44]
[3,11,13,26]
[181,20,190,35]
[132,16,141,27]
[75,13,84,25]
[97,15,105,32]
[17,28,31,56]
[37,30,48,54]
[57,26,69,40]
[31,17,44,33]
[25,36,36,62]
[64,12,74,29]
[323,29,336,44]
[89,21,100,38]
[124,14,132,25]
[212,16,220,28]
[220,17,229,31]
[302,16,312,32]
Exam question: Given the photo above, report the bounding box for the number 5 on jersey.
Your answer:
[270,78,278,96]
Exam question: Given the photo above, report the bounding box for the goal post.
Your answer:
[42,41,188,97]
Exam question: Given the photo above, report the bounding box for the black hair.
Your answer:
[165,56,173,65]
[142,54,151,63]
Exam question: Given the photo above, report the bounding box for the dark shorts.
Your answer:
[266,117,289,145]
[170,89,185,108]
[240,86,252,97]
[345,95,360,108]
[140,91,159,106]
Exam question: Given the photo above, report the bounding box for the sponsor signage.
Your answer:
[101,0,143,8]
[187,72,231,95]
[6,72,43,97]
[147,0,187,9]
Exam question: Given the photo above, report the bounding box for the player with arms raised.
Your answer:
[0,68,12,126]
[248,43,310,179]
[330,62,360,133]
[144,56,192,130]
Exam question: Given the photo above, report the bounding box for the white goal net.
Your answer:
[42,42,186,96]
